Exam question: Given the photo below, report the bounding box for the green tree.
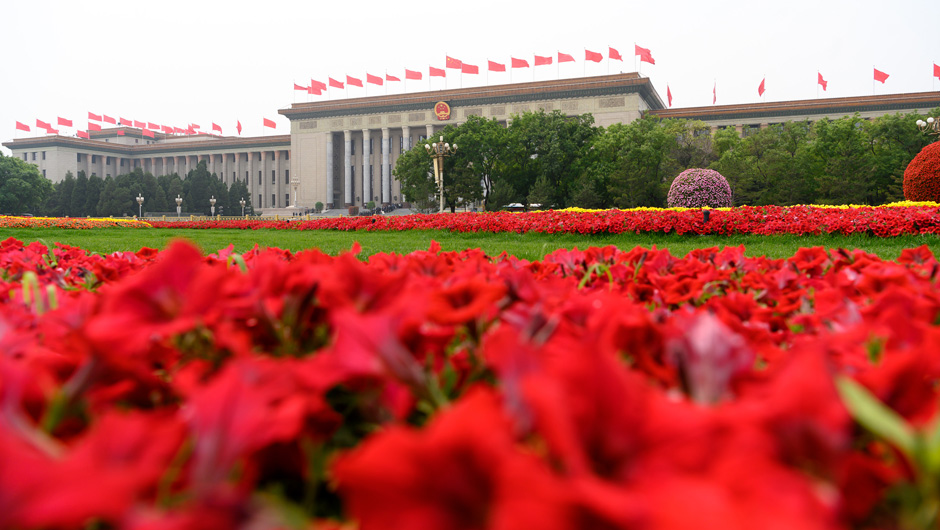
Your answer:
[70,171,89,216]
[84,174,103,217]
[394,138,440,212]
[486,179,515,211]
[594,116,674,208]
[0,154,53,214]
[184,161,212,214]
[866,110,937,204]
[228,179,254,216]
[527,175,554,209]
[812,115,875,204]
[448,115,507,209]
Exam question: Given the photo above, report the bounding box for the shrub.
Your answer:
[667,168,733,208]
[903,141,940,202]
[315,201,324,212]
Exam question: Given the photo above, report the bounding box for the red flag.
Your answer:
[184,126,193,135]
[116,130,124,136]
[713,82,717,104]
[874,68,889,83]
[667,85,673,107]
[87,112,101,121]
[534,55,552,66]
[511,57,529,68]
[161,125,173,133]
[142,129,154,138]
[609,47,622,61]
[934,63,940,80]
[461,63,479,74]
[58,117,73,127]
[367,73,383,85]
[818,72,828,91]
[386,73,401,82]
[307,85,322,95]
[89,123,102,132]
[212,122,222,133]
[635,45,655,65]
[445,56,462,69]
[405,69,422,80]
[236,120,242,135]
[77,131,90,139]
[133,120,145,128]
[430,66,445,77]
[15,121,30,132]
[36,119,52,130]
[346,75,363,87]
[120,117,132,126]
[103,115,116,124]
[147,122,159,129]
[311,79,327,91]
[488,60,506,72]
[758,77,765,97]
[585,49,603,62]
[293,83,308,91]
[263,118,276,129]
[558,52,575,63]
[192,123,200,129]
[329,77,345,89]
[47,128,59,134]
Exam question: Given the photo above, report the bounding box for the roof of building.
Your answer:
[279,73,666,120]
[649,91,940,122]
[2,129,290,155]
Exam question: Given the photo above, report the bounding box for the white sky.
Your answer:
[3,0,939,156]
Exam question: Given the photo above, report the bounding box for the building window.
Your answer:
[272,170,276,184]
[106,157,112,165]
[350,142,355,155]
[32,152,36,161]
[135,139,139,144]
[258,194,262,207]
[400,137,404,153]
[258,171,262,185]
[42,170,46,178]
[257,153,262,161]
[23,154,27,161]
[233,171,236,180]
[91,155,97,163]
[285,169,289,183]
[272,193,276,207]
[42,151,46,160]
[369,138,373,154]
[245,170,248,181]
[285,193,290,206]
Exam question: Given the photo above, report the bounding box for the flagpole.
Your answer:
[634,42,637,74]
[873,65,875,96]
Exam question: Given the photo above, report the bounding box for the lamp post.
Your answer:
[210,195,216,217]
[136,193,144,218]
[916,117,939,137]
[240,197,246,216]
[424,135,457,213]
[175,195,182,218]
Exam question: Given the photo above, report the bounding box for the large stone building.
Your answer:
[4,73,939,211]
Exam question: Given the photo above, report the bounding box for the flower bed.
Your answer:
[0,215,152,229]
[3,237,940,528]
[145,204,940,237]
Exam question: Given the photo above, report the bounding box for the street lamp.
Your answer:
[240,197,246,216]
[175,195,182,218]
[424,135,457,213]
[210,195,216,217]
[916,116,939,137]
[136,193,144,218]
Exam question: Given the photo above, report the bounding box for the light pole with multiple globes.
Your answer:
[136,193,144,218]
[916,116,939,137]
[175,195,182,218]
[424,135,457,213]
[210,196,216,217]
[240,197,246,216]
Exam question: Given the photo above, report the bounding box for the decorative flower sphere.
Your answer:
[903,141,940,202]
[667,168,733,208]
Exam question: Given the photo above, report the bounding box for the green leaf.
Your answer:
[837,376,915,458]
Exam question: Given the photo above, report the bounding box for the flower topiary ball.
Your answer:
[667,168,733,208]
[903,141,940,202]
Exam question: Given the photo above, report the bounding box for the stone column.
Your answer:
[261,151,268,208]
[401,125,411,151]
[275,150,282,208]
[381,127,390,204]
[344,130,352,206]
[362,129,371,205]
[425,124,434,139]
[151,157,158,177]
[326,134,334,208]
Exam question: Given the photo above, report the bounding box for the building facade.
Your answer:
[4,73,939,212]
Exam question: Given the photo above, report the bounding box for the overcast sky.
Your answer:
[3,0,939,155]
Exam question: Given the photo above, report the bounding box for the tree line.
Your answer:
[38,161,254,218]
[394,108,940,211]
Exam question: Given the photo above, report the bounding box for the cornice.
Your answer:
[2,134,290,156]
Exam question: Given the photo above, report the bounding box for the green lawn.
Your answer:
[4,227,940,261]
